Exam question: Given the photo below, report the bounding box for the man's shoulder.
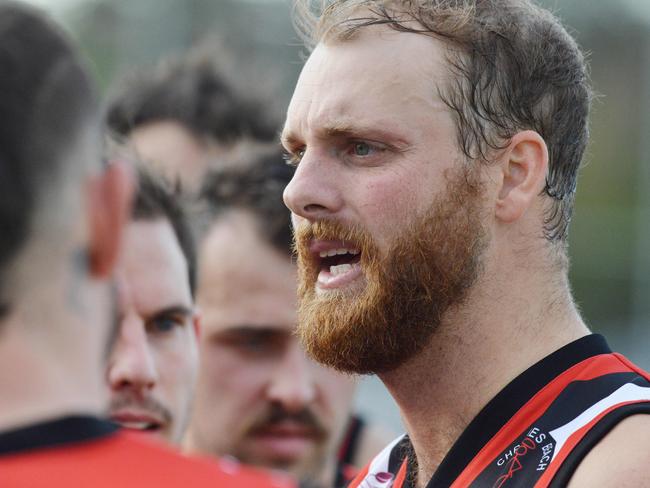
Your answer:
[115,432,292,484]
[0,430,293,488]
[568,413,650,487]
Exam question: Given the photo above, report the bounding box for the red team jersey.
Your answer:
[349,335,650,488]
[0,416,293,488]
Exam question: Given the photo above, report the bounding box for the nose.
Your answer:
[107,316,158,393]
[283,150,343,221]
[266,342,316,413]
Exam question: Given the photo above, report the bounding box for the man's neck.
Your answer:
[378,265,589,487]
[0,318,106,433]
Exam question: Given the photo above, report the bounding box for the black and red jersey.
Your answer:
[0,416,293,488]
[349,335,650,488]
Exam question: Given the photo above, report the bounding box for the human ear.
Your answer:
[86,160,134,279]
[495,130,549,223]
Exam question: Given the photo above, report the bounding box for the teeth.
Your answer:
[319,248,360,258]
[330,263,353,276]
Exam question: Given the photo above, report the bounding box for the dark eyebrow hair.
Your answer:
[148,305,194,320]
[219,325,291,335]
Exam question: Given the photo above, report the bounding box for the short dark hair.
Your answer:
[0,2,98,317]
[106,52,279,145]
[294,0,592,242]
[199,146,294,257]
[132,170,197,298]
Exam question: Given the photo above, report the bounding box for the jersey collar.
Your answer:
[0,415,118,456]
[426,333,611,486]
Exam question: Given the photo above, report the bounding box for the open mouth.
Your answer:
[318,247,361,275]
[311,242,363,290]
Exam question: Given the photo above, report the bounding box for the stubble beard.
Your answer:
[294,166,488,375]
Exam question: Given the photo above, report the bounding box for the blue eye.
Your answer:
[148,315,184,334]
[353,142,371,156]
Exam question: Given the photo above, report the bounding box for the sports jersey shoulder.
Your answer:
[0,416,293,488]
[349,334,650,488]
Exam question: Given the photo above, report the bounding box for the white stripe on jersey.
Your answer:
[549,382,650,461]
[359,434,406,488]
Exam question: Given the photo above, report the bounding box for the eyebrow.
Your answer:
[282,121,407,149]
[220,325,289,335]
[148,305,194,320]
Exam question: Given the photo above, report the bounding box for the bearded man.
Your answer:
[281,1,650,487]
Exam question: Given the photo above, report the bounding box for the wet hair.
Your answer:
[132,169,197,298]
[106,52,278,145]
[0,2,98,318]
[199,146,295,257]
[293,0,592,242]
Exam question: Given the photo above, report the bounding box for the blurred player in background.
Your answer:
[106,51,278,191]
[107,169,199,445]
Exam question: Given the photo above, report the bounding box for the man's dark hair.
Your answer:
[0,2,98,317]
[199,147,295,257]
[132,170,197,297]
[294,0,592,242]
[106,52,278,145]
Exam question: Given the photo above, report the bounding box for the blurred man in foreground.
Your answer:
[185,146,392,487]
[0,4,289,487]
[107,170,199,445]
[282,1,650,486]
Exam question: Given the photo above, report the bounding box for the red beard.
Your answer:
[294,166,488,374]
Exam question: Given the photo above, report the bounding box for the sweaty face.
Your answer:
[107,219,199,444]
[188,212,356,484]
[283,29,490,374]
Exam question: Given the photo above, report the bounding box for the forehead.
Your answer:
[131,121,205,160]
[284,26,451,144]
[197,211,297,332]
[118,219,192,313]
